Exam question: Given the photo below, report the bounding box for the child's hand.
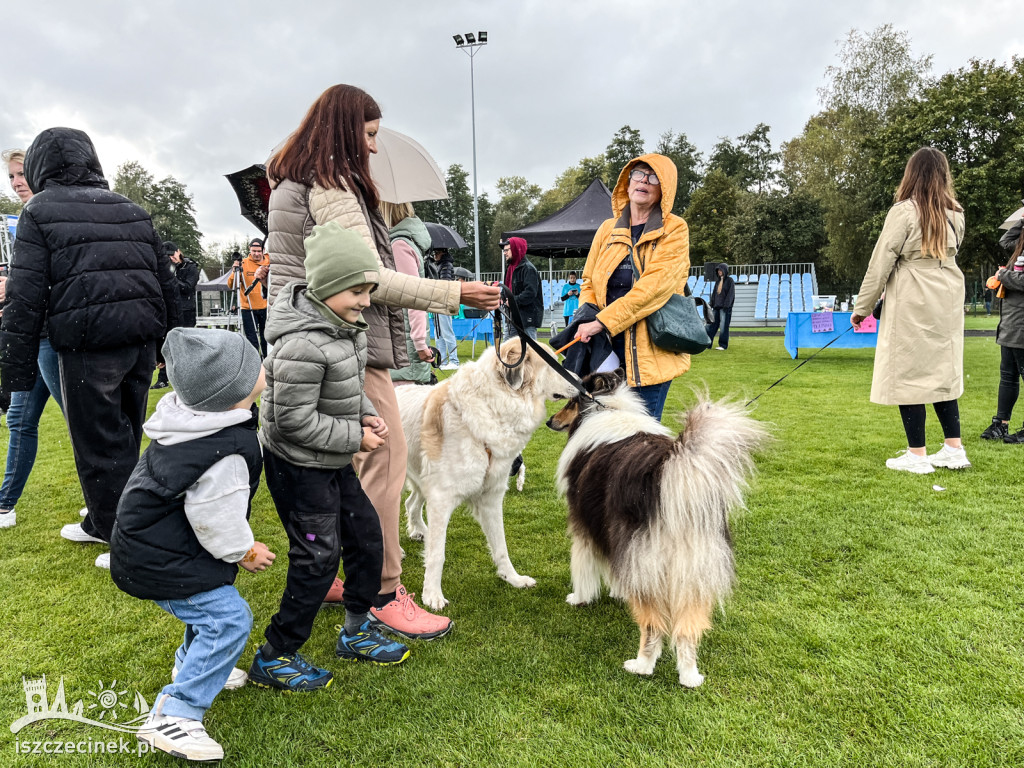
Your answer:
[240,541,275,573]
[362,415,389,439]
[360,426,385,452]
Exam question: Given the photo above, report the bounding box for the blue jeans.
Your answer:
[706,307,732,349]
[633,380,672,421]
[155,585,253,721]
[434,313,459,366]
[0,340,64,510]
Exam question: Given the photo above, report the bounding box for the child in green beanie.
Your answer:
[250,222,411,693]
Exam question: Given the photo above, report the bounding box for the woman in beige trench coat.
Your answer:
[851,147,968,474]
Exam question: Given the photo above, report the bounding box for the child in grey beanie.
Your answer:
[109,327,274,761]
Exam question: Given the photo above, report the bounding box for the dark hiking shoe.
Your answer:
[981,418,1009,441]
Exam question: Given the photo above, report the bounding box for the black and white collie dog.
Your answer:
[547,370,768,687]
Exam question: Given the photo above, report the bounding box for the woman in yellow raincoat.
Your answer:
[574,153,690,420]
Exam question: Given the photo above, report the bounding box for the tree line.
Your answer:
[423,26,1023,295]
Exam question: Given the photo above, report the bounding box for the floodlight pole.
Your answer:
[455,33,487,280]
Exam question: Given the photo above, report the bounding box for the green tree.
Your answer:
[782,25,932,283]
[819,24,933,116]
[149,176,203,259]
[202,238,250,275]
[655,131,702,214]
[683,168,740,265]
[112,161,155,212]
[726,189,826,265]
[532,155,608,221]
[605,125,645,185]
[873,57,1024,276]
[0,196,22,215]
[708,124,779,193]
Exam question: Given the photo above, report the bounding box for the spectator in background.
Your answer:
[502,236,543,340]
[0,148,66,530]
[561,271,580,329]
[152,240,201,389]
[705,263,735,351]
[425,248,459,370]
[227,238,269,357]
[0,128,180,565]
[382,202,435,387]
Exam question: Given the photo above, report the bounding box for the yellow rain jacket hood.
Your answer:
[580,154,691,387]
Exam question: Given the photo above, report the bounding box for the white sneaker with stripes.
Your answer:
[137,700,223,761]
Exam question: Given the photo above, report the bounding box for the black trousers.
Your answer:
[898,400,960,448]
[262,452,383,654]
[60,342,156,541]
[996,345,1024,422]
[241,308,267,358]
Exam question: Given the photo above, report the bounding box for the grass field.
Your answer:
[1,332,1021,767]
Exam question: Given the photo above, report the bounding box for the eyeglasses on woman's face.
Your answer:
[629,168,660,186]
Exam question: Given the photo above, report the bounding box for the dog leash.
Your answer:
[745,324,855,406]
[493,285,600,405]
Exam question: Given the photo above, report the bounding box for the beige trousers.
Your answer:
[352,366,408,595]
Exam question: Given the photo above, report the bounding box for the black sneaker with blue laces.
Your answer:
[248,645,333,692]
[336,621,411,665]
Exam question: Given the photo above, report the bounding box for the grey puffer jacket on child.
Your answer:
[260,281,376,469]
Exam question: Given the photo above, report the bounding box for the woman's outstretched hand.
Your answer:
[460,281,502,311]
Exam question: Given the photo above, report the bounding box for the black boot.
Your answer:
[1004,425,1024,444]
[980,417,1009,441]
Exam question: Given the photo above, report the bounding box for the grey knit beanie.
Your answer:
[163,328,262,412]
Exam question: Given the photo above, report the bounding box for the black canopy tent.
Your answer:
[501,178,612,258]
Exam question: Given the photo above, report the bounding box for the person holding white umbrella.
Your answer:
[263,84,500,645]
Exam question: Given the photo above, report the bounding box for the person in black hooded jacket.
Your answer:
[705,262,735,351]
[0,127,181,556]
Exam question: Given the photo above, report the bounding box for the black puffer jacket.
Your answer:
[997,221,1024,349]
[709,262,735,309]
[173,257,201,325]
[424,250,455,281]
[0,128,180,392]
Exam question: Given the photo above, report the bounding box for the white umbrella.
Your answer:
[370,127,448,204]
[266,127,448,205]
[999,205,1024,230]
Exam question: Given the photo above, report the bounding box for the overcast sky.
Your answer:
[4,0,1020,251]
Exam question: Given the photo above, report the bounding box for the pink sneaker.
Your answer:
[322,578,345,604]
[370,585,453,640]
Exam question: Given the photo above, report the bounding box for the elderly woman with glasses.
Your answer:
[573,154,691,420]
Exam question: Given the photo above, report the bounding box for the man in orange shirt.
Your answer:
[227,238,269,357]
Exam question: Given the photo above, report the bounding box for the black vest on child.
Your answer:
[110,409,263,601]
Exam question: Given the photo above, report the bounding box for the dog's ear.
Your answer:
[498,337,528,391]
[584,369,624,395]
[502,360,526,390]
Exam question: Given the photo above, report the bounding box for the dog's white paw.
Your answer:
[565,592,591,606]
[504,574,536,589]
[624,658,655,676]
[421,590,449,611]
[407,527,426,542]
[678,669,705,688]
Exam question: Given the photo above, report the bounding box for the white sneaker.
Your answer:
[715,346,726,351]
[137,710,224,761]
[172,664,248,690]
[79,507,88,517]
[440,363,459,371]
[60,522,105,543]
[927,443,971,469]
[94,552,110,569]
[0,509,15,529]
[885,449,935,474]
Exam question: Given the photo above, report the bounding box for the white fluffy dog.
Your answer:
[396,337,579,610]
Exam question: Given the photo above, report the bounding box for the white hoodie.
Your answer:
[143,393,259,563]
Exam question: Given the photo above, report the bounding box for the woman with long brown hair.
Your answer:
[851,147,968,474]
[979,218,1024,442]
[256,85,500,684]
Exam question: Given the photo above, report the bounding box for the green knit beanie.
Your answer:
[304,222,380,301]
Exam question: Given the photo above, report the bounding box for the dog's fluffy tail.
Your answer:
[619,397,770,614]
